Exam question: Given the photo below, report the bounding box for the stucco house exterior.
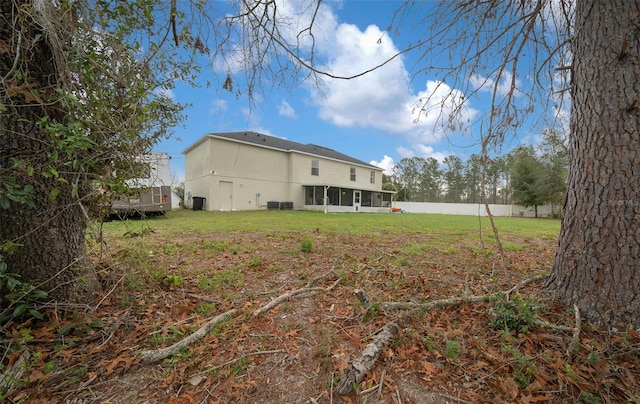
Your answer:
[182,131,394,212]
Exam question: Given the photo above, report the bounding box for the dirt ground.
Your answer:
[2,229,639,403]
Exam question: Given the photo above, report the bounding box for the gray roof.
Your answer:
[206,131,380,169]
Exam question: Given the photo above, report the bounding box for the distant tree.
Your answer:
[393,157,422,201]
[538,129,568,217]
[382,174,395,192]
[442,155,465,203]
[173,182,186,205]
[463,154,482,204]
[510,146,546,217]
[484,155,510,205]
[419,157,442,202]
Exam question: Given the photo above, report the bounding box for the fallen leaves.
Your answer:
[2,229,640,403]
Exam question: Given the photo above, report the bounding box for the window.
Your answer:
[311,159,319,176]
[370,171,376,184]
[350,167,356,181]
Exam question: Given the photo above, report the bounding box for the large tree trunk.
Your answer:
[545,1,640,327]
[0,1,95,303]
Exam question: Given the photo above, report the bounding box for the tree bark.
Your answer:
[0,1,95,303]
[545,0,640,327]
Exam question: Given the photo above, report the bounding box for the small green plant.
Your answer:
[197,270,243,291]
[58,315,102,339]
[166,273,183,287]
[232,357,247,375]
[248,257,263,267]
[196,303,216,314]
[444,339,461,362]
[422,336,439,353]
[300,238,313,253]
[502,343,538,389]
[1,250,48,322]
[363,302,381,321]
[489,292,537,332]
[580,391,602,404]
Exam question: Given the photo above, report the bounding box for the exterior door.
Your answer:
[353,190,361,212]
[219,181,233,211]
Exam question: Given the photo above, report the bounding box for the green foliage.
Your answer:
[421,335,461,362]
[300,238,313,253]
[165,274,183,287]
[502,343,538,389]
[363,302,381,321]
[510,146,547,210]
[422,336,439,353]
[232,357,247,375]
[57,315,102,339]
[0,177,34,209]
[489,292,537,333]
[197,270,243,291]
[196,303,216,314]
[444,339,461,362]
[0,251,47,323]
[580,392,602,404]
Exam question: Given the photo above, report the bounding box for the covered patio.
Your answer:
[303,185,394,213]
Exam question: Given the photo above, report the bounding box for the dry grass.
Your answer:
[3,210,639,403]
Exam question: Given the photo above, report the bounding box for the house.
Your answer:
[182,132,394,212]
[113,152,181,213]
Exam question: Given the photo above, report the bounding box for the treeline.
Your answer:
[384,130,567,216]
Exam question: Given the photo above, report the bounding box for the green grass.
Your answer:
[100,209,561,240]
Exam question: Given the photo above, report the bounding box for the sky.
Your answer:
[157,1,565,182]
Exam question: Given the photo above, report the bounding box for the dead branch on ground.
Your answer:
[140,308,237,364]
[338,275,570,394]
[252,277,340,317]
[335,321,399,395]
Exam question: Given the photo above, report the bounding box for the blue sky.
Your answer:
[157,1,564,182]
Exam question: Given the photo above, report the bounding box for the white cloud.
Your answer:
[215,1,480,154]
[396,144,448,163]
[414,144,448,163]
[370,155,394,175]
[278,99,296,118]
[306,20,477,145]
[209,99,228,115]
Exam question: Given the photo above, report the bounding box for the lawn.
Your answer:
[4,210,639,403]
[102,208,561,237]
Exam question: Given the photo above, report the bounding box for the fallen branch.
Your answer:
[505,274,547,299]
[253,278,340,316]
[140,309,237,364]
[354,288,372,309]
[380,294,490,311]
[0,349,30,395]
[339,276,565,395]
[379,275,548,312]
[335,321,399,395]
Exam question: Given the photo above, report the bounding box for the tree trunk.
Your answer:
[545,1,640,327]
[1,1,95,303]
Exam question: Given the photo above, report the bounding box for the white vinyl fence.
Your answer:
[393,202,561,218]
